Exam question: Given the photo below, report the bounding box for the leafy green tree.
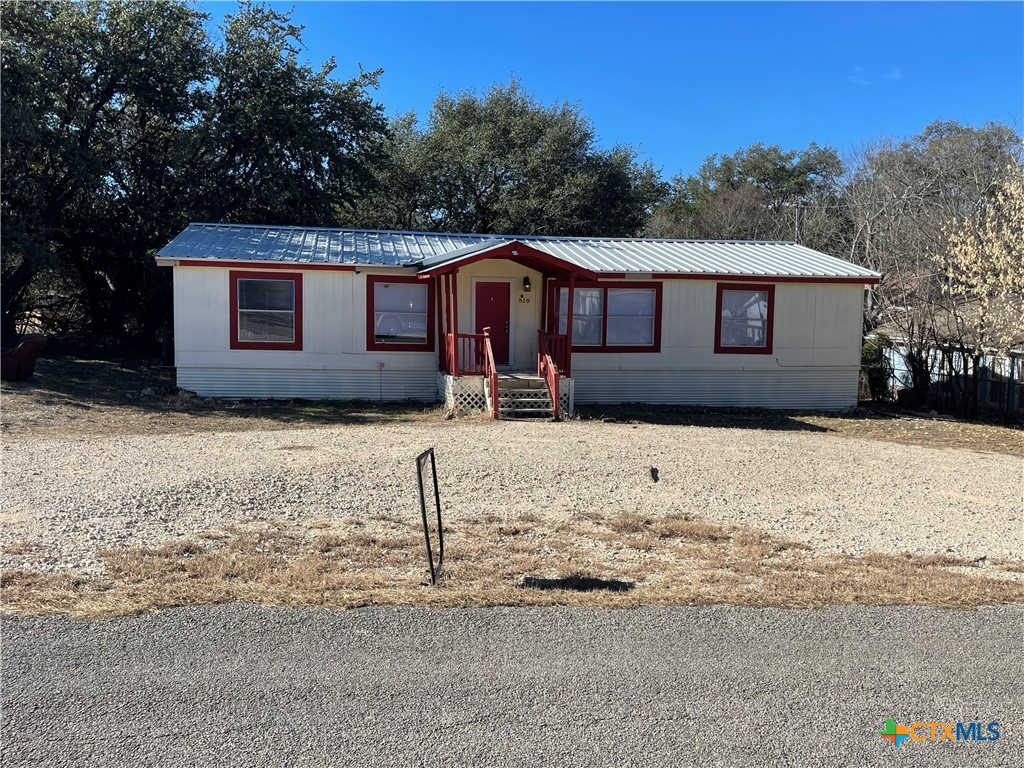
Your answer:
[1,1,389,341]
[202,3,388,226]
[349,81,666,236]
[1,0,209,342]
[1,0,211,339]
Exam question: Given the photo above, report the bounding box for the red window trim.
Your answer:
[182,259,355,272]
[549,280,663,353]
[654,273,878,285]
[714,282,775,355]
[229,270,303,351]
[366,274,436,352]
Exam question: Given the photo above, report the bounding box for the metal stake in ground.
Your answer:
[415,448,445,585]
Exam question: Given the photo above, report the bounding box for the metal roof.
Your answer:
[157,223,881,280]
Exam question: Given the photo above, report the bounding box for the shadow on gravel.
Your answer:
[522,576,636,593]
[574,403,832,432]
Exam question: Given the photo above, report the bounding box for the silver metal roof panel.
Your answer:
[157,223,880,279]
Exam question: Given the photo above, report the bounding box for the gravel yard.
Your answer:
[2,417,1021,576]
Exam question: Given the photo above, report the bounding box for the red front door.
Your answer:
[475,281,510,364]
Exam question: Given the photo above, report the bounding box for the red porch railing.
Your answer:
[444,332,486,376]
[482,328,499,420]
[537,332,562,421]
[538,332,570,376]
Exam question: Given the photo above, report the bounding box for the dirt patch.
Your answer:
[2,356,1021,457]
[575,404,1024,458]
[2,514,1020,619]
[0,356,440,439]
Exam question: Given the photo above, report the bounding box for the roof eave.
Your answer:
[416,240,599,281]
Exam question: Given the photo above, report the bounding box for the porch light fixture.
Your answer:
[522,276,532,292]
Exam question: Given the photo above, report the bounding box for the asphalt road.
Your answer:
[2,605,1021,767]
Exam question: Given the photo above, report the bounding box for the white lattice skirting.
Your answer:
[558,387,572,414]
[439,373,488,414]
[439,374,574,416]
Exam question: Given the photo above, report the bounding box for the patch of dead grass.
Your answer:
[1,540,49,556]
[2,512,1022,619]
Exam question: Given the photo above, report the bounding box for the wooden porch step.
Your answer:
[498,391,551,400]
[496,376,547,391]
[486,375,558,421]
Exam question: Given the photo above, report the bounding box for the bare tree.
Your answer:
[841,121,1021,405]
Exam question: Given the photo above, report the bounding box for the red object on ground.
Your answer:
[0,334,47,381]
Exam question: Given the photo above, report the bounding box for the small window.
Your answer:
[230,271,302,350]
[554,282,661,352]
[714,283,774,355]
[367,275,435,351]
[557,287,603,346]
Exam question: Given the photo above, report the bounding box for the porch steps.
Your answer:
[487,374,555,420]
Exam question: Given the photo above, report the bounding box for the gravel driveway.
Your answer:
[1,420,1020,574]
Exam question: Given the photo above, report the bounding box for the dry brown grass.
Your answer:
[2,513,1021,619]
[1,540,49,556]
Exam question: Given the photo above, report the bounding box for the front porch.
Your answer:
[421,239,593,420]
[439,370,575,420]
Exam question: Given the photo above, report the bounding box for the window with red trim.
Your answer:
[229,271,303,351]
[714,283,775,354]
[552,281,662,352]
[366,275,435,352]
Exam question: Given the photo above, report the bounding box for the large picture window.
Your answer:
[367,275,435,351]
[714,283,775,354]
[229,271,302,350]
[554,282,661,352]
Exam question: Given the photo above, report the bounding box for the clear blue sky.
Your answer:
[198,1,1024,180]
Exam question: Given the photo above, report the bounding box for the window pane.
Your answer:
[607,289,654,318]
[374,282,428,344]
[607,317,654,345]
[557,287,603,345]
[238,280,294,311]
[374,283,427,313]
[607,289,655,345]
[238,310,294,342]
[720,290,769,347]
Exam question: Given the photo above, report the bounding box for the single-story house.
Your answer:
[155,224,881,417]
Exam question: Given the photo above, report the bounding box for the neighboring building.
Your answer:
[156,224,880,416]
[882,339,1023,416]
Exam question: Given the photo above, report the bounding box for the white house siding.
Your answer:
[172,265,438,400]
[571,280,865,409]
[172,264,867,408]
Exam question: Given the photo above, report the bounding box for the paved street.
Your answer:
[2,605,1021,767]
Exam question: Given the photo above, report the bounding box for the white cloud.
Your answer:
[884,68,903,81]
[847,66,871,86]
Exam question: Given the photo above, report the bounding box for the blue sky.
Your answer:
[198,1,1024,180]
